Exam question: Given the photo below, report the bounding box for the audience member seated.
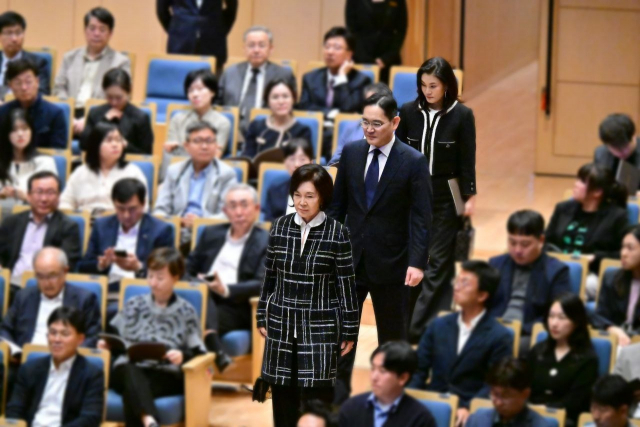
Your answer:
[0,11,49,99]
[545,163,628,299]
[98,247,206,427]
[78,178,174,296]
[328,82,392,165]
[80,68,153,154]
[0,59,67,149]
[59,122,148,214]
[217,25,297,132]
[242,78,312,158]
[5,306,104,426]
[53,7,131,133]
[0,172,81,287]
[0,247,101,355]
[594,114,639,191]
[408,260,512,425]
[339,341,436,427]
[527,293,599,427]
[262,138,313,222]
[186,183,268,372]
[298,26,371,159]
[0,108,57,216]
[298,400,338,427]
[465,357,548,427]
[154,122,237,247]
[590,375,636,427]
[613,342,640,418]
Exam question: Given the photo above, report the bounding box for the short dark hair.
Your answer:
[263,78,298,106]
[592,375,632,408]
[85,122,127,173]
[102,68,131,93]
[186,121,218,138]
[84,7,114,31]
[112,178,146,204]
[147,247,185,278]
[5,58,39,84]
[28,171,60,193]
[0,11,26,31]
[282,138,313,160]
[323,26,355,52]
[299,400,337,427]
[599,114,635,149]
[416,57,459,111]
[363,93,398,121]
[289,164,333,210]
[507,210,545,237]
[48,306,86,335]
[363,82,392,98]
[461,260,500,303]
[370,341,418,378]
[184,68,218,102]
[486,357,531,390]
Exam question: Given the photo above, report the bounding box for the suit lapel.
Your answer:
[25,290,41,342]
[92,48,114,98]
[61,356,83,422]
[368,140,405,211]
[204,225,229,272]
[33,356,52,413]
[135,215,152,261]
[11,213,30,266]
[353,140,369,211]
[452,314,490,371]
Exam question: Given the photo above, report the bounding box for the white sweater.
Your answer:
[0,155,58,193]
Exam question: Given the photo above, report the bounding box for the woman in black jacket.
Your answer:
[396,57,476,341]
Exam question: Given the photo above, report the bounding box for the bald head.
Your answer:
[33,247,68,298]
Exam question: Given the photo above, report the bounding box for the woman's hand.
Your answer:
[340,341,354,356]
[607,326,630,347]
[455,408,470,427]
[164,141,179,153]
[464,195,476,217]
[105,108,124,121]
[97,339,109,350]
[258,327,267,338]
[165,349,184,366]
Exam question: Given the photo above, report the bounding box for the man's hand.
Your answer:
[607,326,630,347]
[98,247,116,271]
[105,108,124,121]
[258,327,267,338]
[340,341,354,356]
[206,275,228,297]
[114,253,142,272]
[164,141,179,153]
[165,349,184,366]
[464,195,476,217]
[405,267,424,287]
[455,408,470,427]
[375,58,385,69]
[338,59,354,77]
[97,339,109,350]
[73,118,85,134]
[181,213,199,229]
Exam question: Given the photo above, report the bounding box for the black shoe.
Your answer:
[215,351,232,373]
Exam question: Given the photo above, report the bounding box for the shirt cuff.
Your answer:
[222,284,230,298]
[333,75,348,86]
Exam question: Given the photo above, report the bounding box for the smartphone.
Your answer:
[205,272,218,282]
[114,250,128,257]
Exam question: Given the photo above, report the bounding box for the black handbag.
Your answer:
[454,217,475,262]
[251,377,272,403]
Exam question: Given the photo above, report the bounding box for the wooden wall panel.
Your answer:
[426,0,459,67]
[560,0,640,9]
[227,0,254,60]
[72,0,99,50]
[8,0,76,54]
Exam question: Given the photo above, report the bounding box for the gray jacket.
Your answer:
[217,60,296,106]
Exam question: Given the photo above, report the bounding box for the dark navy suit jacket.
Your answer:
[298,67,371,115]
[466,407,549,427]
[0,95,66,149]
[0,283,101,348]
[488,253,571,335]
[6,354,104,426]
[339,392,436,427]
[0,51,50,95]
[77,213,174,278]
[407,312,513,408]
[262,178,290,222]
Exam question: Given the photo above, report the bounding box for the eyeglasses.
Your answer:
[30,189,58,197]
[1,29,24,38]
[10,77,36,88]
[188,138,217,146]
[36,272,64,282]
[360,120,389,130]
[48,329,73,338]
[324,43,346,52]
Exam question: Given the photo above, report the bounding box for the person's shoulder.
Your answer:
[488,253,510,268]
[23,51,47,67]
[526,407,548,427]
[91,213,117,230]
[1,209,29,227]
[399,100,419,114]
[342,138,366,155]
[450,101,473,115]
[341,392,370,411]
[201,222,230,239]
[111,49,131,64]
[303,67,324,81]
[249,117,268,131]
[215,158,236,176]
[62,47,84,61]
[166,159,188,178]
[400,393,437,419]
[208,109,231,127]
[14,284,40,303]
[348,68,370,84]
[618,341,640,361]
[553,198,577,212]
[22,353,51,373]
[543,253,567,272]
[466,409,494,426]
[34,154,57,168]
[594,144,609,158]
[0,99,17,114]
[251,225,270,242]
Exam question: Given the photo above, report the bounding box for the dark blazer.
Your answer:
[545,199,627,272]
[327,138,432,285]
[262,178,290,222]
[339,392,436,427]
[217,61,297,107]
[298,67,371,116]
[396,100,477,196]
[6,354,104,427]
[0,95,67,149]
[0,51,50,96]
[0,210,81,272]
[594,138,640,189]
[242,118,312,158]
[0,283,102,348]
[186,223,269,331]
[80,103,154,154]
[465,407,548,427]
[407,312,513,408]
[156,0,238,64]
[345,0,408,66]
[77,213,174,278]
[596,268,640,332]
[488,253,571,335]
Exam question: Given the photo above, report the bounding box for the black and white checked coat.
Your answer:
[256,213,359,387]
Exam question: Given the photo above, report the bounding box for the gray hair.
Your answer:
[243,26,273,44]
[224,183,259,205]
[33,247,69,270]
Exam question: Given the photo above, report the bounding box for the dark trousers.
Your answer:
[333,259,409,404]
[110,364,184,427]
[409,192,462,343]
[271,335,334,427]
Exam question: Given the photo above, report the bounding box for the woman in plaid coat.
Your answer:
[256,164,359,427]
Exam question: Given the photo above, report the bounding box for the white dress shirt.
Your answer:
[208,227,252,296]
[108,221,141,283]
[456,310,485,355]
[286,196,296,215]
[294,211,326,255]
[239,62,268,110]
[32,289,65,346]
[76,48,107,107]
[364,136,395,181]
[32,355,76,427]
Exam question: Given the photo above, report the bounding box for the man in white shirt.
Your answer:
[186,183,269,372]
[5,306,104,427]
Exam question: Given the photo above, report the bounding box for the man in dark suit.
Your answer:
[156,0,238,72]
[594,113,639,189]
[299,27,372,159]
[0,172,81,288]
[5,306,104,427]
[186,183,268,372]
[339,341,436,427]
[408,261,513,426]
[0,11,50,99]
[328,93,431,404]
[217,26,297,132]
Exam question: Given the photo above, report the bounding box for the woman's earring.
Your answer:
[444,91,448,99]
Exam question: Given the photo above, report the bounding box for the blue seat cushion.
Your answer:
[416,399,451,427]
[221,330,251,357]
[107,389,185,424]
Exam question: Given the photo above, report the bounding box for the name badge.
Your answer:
[256,137,266,145]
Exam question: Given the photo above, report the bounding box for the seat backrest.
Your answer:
[58,210,90,255]
[221,160,248,183]
[530,405,566,427]
[353,64,379,83]
[627,202,639,224]
[45,98,73,150]
[564,261,584,297]
[547,252,588,300]
[596,259,622,307]
[0,341,9,412]
[390,67,419,107]
[257,163,289,211]
[213,106,239,157]
[191,218,230,250]
[28,48,55,91]
[126,155,157,205]
[406,389,458,427]
[497,318,521,358]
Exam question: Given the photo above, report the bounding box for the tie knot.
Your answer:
[251,68,260,76]
[372,148,381,157]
